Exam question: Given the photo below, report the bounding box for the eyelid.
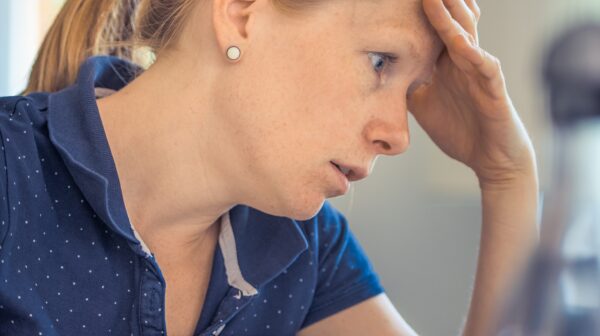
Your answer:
[384,52,399,63]
[375,52,399,64]
[368,52,399,78]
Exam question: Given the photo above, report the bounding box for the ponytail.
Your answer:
[22,0,325,95]
[22,0,140,94]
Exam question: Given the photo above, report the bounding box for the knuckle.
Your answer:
[467,10,478,23]
[473,7,481,20]
[441,25,454,36]
[491,56,502,69]
[467,0,482,21]
[466,34,477,45]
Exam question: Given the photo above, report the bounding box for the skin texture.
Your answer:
[96,0,444,252]
[96,0,539,334]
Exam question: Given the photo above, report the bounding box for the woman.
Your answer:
[0,0,538,335]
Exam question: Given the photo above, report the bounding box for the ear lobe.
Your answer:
[212,0,259,53]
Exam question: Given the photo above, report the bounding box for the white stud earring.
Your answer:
[226,46,241,61]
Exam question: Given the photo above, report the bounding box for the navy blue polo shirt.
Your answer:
[0,55,384,335]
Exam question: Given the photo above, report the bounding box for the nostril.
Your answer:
[375,140,391,151]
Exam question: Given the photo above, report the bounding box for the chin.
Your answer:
[287,205,324,221]
[284,192,326,221]
[257,190,326,222]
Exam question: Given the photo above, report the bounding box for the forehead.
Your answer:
[348,0,427,27]
[342,0,443,64]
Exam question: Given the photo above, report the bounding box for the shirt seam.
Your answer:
[0,112,12,252]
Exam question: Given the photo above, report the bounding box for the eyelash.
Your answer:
[368,52,398,75]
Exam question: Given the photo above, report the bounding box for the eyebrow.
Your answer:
[382,26,427,62]
[398,38,434,82]
[379,22,440,81]
[404,40,421,61]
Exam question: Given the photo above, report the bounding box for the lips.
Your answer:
[332,162,351,175]
[330,161,369,182]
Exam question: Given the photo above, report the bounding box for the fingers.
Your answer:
[442,0,478,43]
[464,0,481,21]
[424,0,501,80]
[424,0,478,43]
[424,0,477,53]
[466,43,503,82]
[423,0,478,71]
[456,36,505,98]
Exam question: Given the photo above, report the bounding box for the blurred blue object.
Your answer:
[545,23,600,125]
[493,22,600,336]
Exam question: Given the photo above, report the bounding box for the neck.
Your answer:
[96,55,238,252]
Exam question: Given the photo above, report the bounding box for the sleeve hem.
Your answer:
[300,278,385,329]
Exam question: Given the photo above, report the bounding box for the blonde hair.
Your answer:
[23,0,325,95]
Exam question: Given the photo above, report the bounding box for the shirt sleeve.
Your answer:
[301,200,385,328]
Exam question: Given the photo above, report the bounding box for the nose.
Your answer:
[363,106,410,156]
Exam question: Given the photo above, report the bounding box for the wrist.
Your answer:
[478,164,540,236]
[476,148,538,192]
[478,168,538,193]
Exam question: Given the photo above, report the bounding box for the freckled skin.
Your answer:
[96,0,538,334]
[210,0,442,219]
[96,0,442,252]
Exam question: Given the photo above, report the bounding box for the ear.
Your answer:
[212,0,264,58]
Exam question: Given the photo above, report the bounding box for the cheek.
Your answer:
[235,26,369,147]
[284,56,366,144]
[215,38,369,188]
[227,53,341,153]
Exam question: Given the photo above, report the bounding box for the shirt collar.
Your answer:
[46,55,308,294]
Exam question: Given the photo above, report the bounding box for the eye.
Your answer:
[367,52,396,74]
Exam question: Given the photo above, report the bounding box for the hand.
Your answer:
[408,0,536,186]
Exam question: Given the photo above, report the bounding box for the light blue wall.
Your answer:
[0,1,41,96]
[0,1,12,96]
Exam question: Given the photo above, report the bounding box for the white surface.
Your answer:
[0,0,39,96]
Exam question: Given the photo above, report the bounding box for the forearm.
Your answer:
[460,171,540,336]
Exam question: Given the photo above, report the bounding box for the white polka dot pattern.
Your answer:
[0,56,384,335]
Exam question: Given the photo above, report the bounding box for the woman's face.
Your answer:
[212,0,443,220]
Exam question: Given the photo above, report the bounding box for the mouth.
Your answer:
[330,161,350,193]
[330,161,369,182]
[331,162,351,176]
